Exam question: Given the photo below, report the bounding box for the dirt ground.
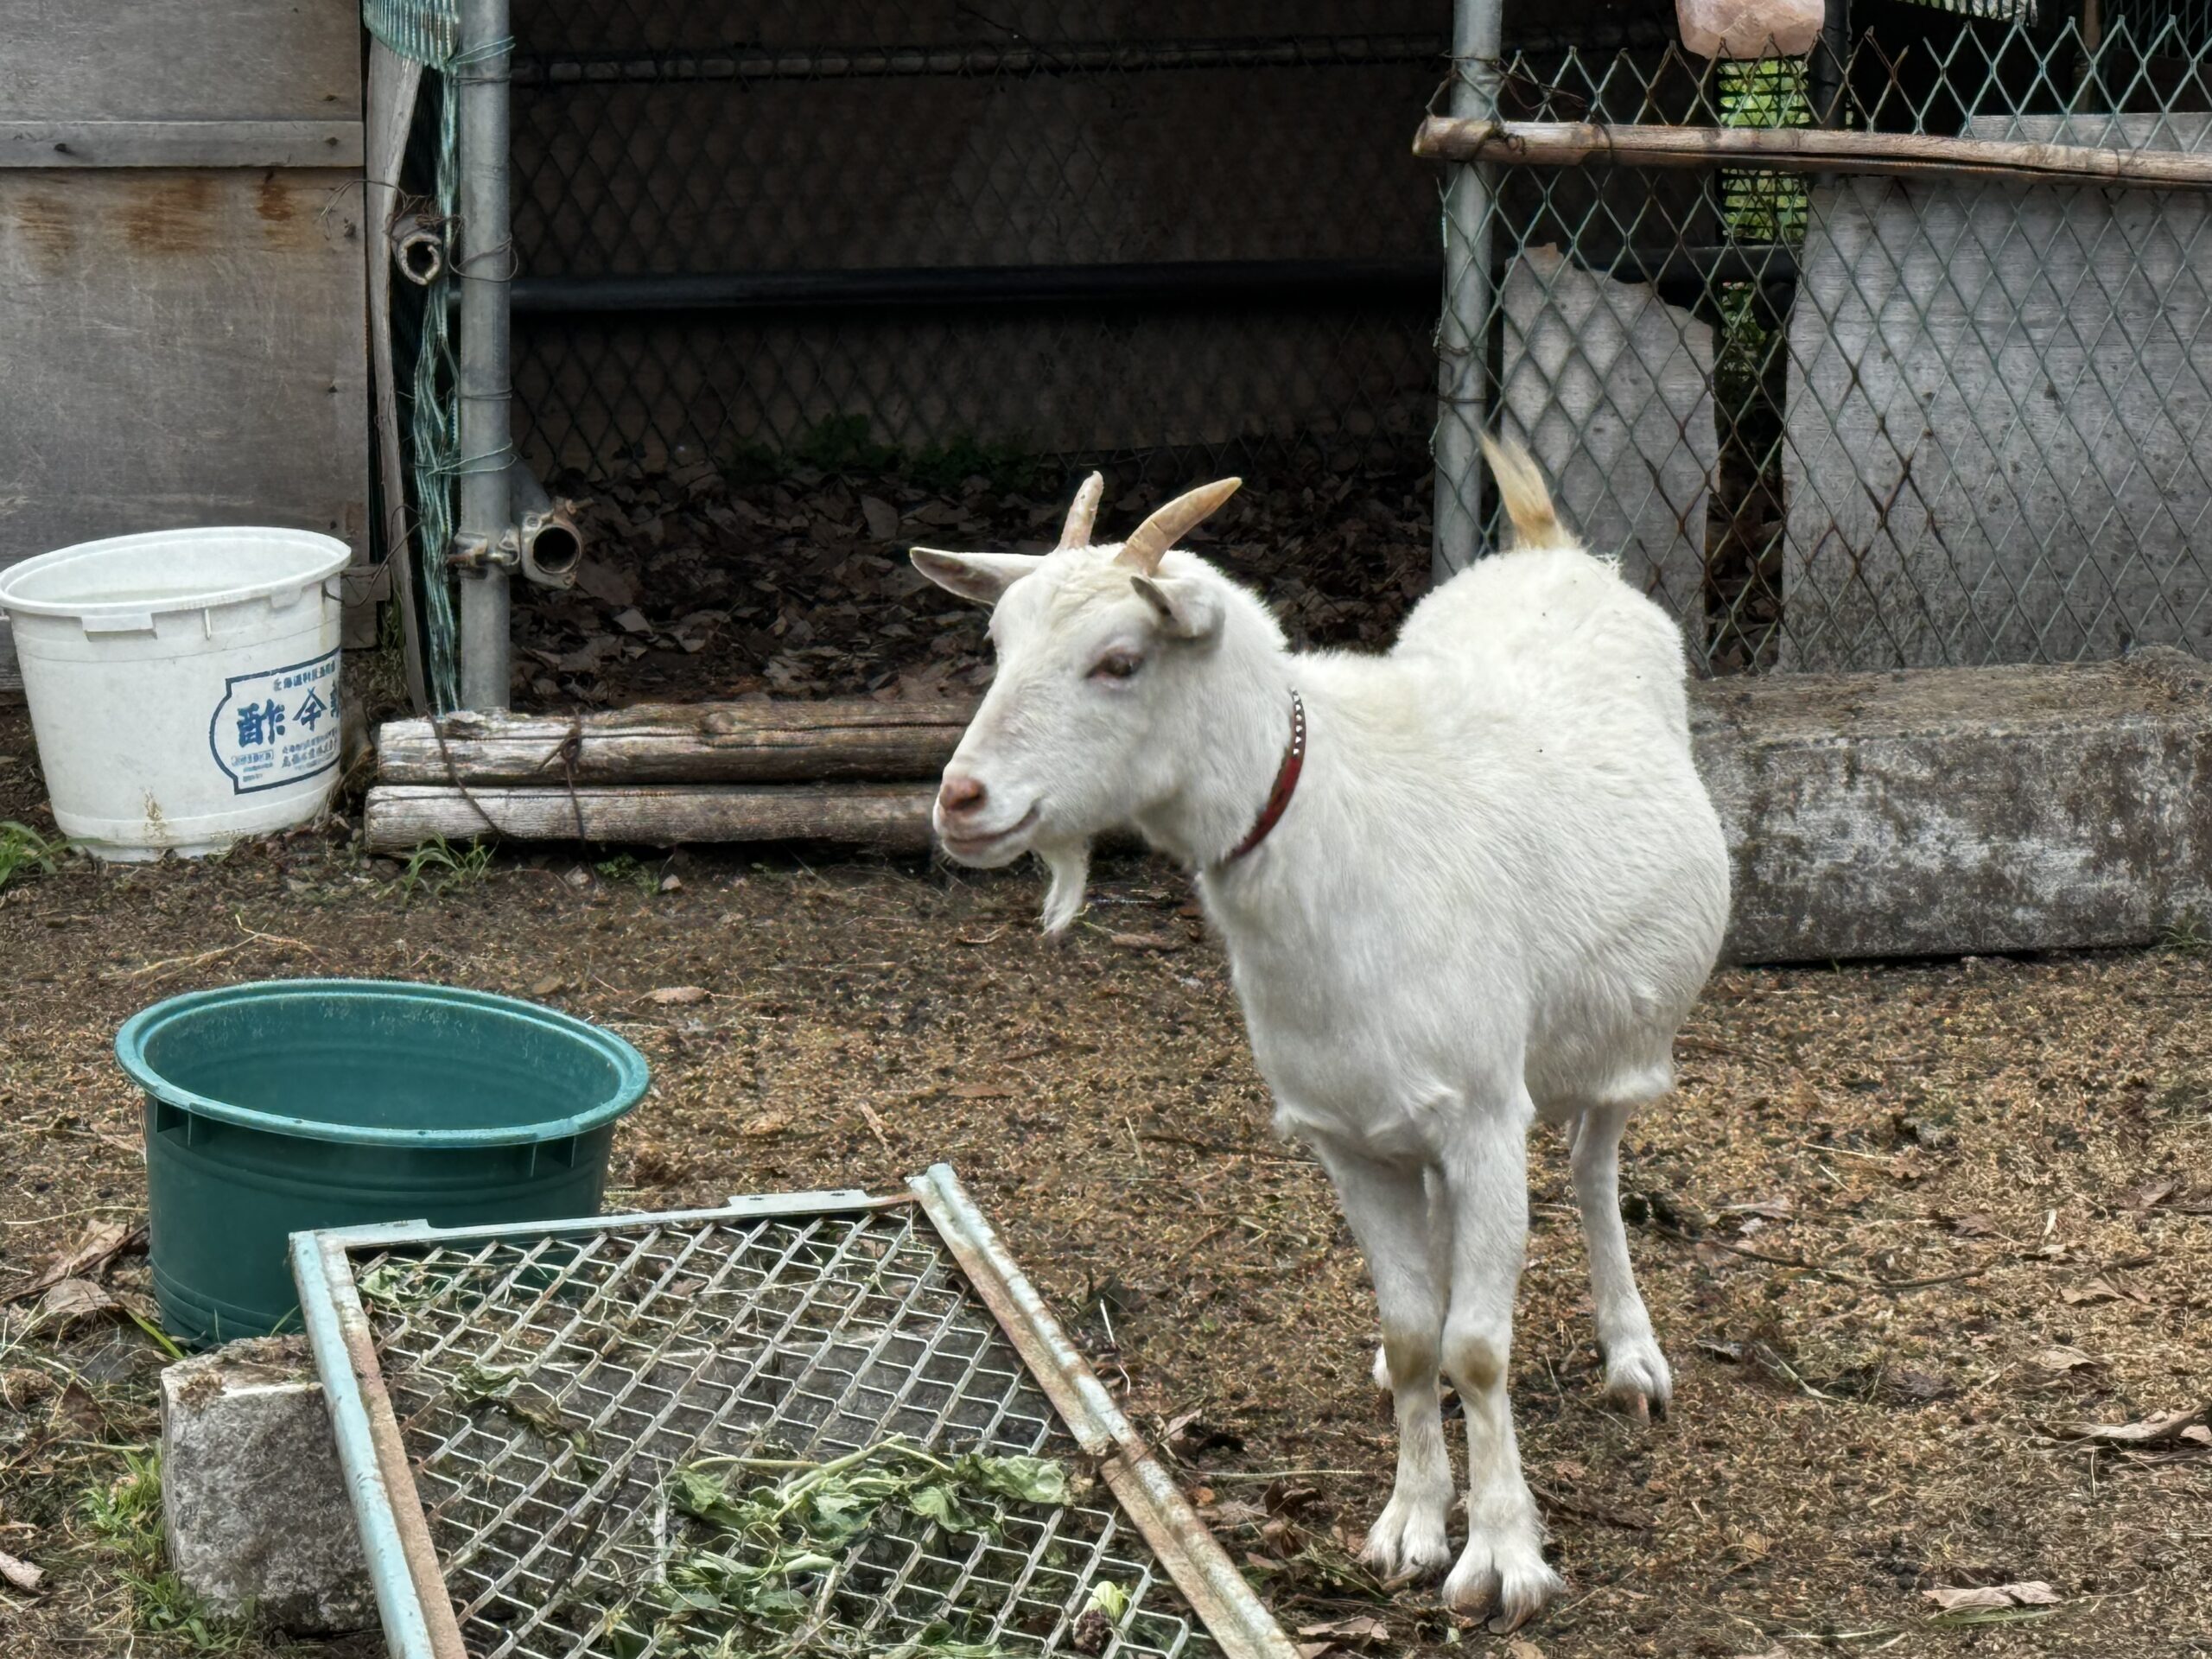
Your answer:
[2,702,2209,1657]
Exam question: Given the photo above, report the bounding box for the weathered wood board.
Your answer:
[364,783,940,853]
[0,3,369,697]
[0,0,361,122]
[1498,244,1716,628]
[378,700,976,785]
[1783,113,2212,669]
[0,168,370,690]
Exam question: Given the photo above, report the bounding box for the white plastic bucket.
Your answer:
[0,528,352,861]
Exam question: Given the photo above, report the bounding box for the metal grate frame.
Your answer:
[293,1166,1294,1659]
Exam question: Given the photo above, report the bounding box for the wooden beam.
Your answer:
[377,699,976,785]
[362,783,938,853]
[1,120,365,168]
[1412,117,2212,191]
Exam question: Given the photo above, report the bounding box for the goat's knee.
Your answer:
[1441,1317,1510,1395]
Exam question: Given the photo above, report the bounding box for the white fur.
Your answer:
[915,488,1730,1629]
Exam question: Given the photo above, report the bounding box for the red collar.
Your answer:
[1222,691,1306,865]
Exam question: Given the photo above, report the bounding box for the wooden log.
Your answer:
[1413,117,2212,191]
[376,699,976,785]
[362,783,937,853]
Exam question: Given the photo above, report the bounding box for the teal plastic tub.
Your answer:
[116,979,650,1347]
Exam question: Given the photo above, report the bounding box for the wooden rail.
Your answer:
[1413,117,2212,191]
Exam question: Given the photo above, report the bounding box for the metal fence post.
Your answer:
[456,0,513,711]
[1432,0,1504,584]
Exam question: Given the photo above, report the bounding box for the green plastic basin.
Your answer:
[115,978,650,1347]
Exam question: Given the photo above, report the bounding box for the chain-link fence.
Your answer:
[378,1,2212,696]
[1440,3,2212,672]
[504,3,1448,485]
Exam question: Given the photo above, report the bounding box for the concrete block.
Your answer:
[1694,648,2212,963]
[158,1336,371,1633]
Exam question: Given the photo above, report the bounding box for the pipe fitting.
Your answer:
[505,461,584,588]
[391,214,446,287]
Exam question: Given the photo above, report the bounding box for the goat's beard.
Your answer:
[1035,837,1090,935]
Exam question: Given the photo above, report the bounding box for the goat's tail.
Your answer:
[1480,433,1565,550]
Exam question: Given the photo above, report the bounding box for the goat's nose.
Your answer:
[938,772,988,818]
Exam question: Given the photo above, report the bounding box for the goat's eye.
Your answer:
[1089,651,1142,682]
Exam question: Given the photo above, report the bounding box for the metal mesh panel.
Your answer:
[503,3,1445,484]
[1446,12,2212,671]
[353,1206,1222,1658]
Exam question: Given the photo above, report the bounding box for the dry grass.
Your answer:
[0,711,2208,1656]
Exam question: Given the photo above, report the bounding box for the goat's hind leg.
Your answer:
[1313,1142,1453,1582]
[1437,1106,1563,1630]
[1569,1100,1671,1421]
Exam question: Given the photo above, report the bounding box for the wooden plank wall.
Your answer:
[1782,113,2212,670]
[0,1,369,696]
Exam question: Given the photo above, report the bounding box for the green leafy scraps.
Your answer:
[613,1439,1074,1658]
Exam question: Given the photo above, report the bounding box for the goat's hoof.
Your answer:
[1602,1337,1673,1423]
[1358,1494,1452,1584]
[1441,1522,1563,1630]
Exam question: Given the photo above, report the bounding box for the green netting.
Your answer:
[365,0,458,69]
[367,0,463,710]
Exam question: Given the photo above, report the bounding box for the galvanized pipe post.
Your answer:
[1432,0,1504,583]
[456,0,513,710]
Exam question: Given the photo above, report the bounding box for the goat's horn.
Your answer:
[1057,472,1104,550]
[1115,477,1243,575]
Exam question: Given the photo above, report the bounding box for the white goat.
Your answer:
[912,442,1730,1630]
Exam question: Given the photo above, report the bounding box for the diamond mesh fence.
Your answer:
[503,3,1446,486]
[352,1201,1231,1658]
[1439,6,2212,671]
[378,1,2212,688]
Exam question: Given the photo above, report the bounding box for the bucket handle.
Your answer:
[80,612,158,634]
[527,1135,582,1175]
[149,1097,197,1146]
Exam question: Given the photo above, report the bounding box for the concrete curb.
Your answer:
[1695,647,2210,963]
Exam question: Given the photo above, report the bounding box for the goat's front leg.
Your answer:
[1310,1140,1453,1583]
[1437,1105,1563,1630]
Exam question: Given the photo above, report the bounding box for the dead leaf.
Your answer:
[658,874,683,893]
[647,985,708,1006]
[1720,1197,1795,1222]
[1109,931,1185,952]
[1506,1642,1548,1659]
[2061,1276,2129,1306]
[1946,1212,2002,1238]
[2035,1346,2102,1374]
[1295,1645,1334,1659]
[1296,1615,1389,1647]
[612,607,652,635]
[37,1277,118,1323]
[0,1368,59,1411]
[2125,1175,2181,1211]
[860,495,900,541]
[2181,1425,2212,1446]
[0,1547,42,1593]
[950,1082,1012,1100]
[1199,1497,1268,1528]
[2,1217,142,1306]
[530,975,565,998]
[573,558,636,609]
[2058,1406,2209,1445]
[1923,1581,2059,1611]
[740,1111,791,1138]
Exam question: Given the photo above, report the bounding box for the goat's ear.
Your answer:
[1130,574,1223,641]
[909,549,1043,606]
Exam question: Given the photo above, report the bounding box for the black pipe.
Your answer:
[509,260,1443,315]
[505,248,1800,319]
